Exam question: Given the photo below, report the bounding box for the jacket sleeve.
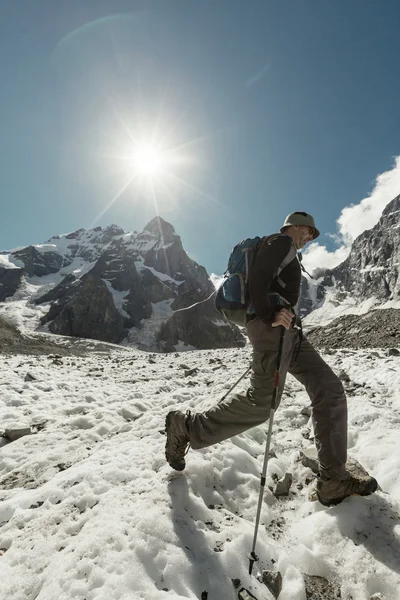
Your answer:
[248,235,294,323]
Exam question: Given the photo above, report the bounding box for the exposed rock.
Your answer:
[307,309,400,349]
[143,216,176,241]
[301,194,400,323]
[388,348,400,356]
[4,426,32,441]
[261,570,282,598]
[274,472,293,497]
[13,245,65,277]
[159,298,245,352]
[0,317,72,356]
[300,447,319,474]
[303,574,341,599]
[0,265,23,301]
[47,274,126,344]
[238,589,258,600]
[24,372,37,382]
[184,367,199,377]
[213,541,224,552]
[338,370,351,383]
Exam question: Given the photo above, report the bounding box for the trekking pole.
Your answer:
[248,326,285,576]
[219,365,252,403]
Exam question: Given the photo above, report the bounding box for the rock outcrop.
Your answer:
[300,194,400,346]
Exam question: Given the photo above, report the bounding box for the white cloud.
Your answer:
[303,156,400,273]
[301,242,349,273]
[209,273,224,289]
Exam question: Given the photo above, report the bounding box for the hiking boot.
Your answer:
[315,472,378,506]
[165,410,190,471]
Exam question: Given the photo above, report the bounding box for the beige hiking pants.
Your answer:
[187,318,348,479]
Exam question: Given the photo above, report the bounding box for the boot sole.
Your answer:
[165,412,186,471]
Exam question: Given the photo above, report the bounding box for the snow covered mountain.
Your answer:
[301,193,400,346]
[0,218,244,352]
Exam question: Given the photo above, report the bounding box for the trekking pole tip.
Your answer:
[247,551,258,575]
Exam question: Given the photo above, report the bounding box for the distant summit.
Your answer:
[144,216,176,239]
[0,219,245,353]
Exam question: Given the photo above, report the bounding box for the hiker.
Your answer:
[165,212,378,506]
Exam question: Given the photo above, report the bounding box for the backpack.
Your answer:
[215,234,297,327]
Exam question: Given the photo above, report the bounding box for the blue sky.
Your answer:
[2,0,400,275]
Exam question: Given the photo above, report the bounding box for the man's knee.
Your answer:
[247,387,278,415]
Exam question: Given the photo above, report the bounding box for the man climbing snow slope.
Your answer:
[165,211,378,506]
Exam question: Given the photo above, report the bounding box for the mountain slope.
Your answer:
[301,194,400,338]
[0,218,244,353]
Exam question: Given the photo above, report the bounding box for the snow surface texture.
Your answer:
[0,344,399,600]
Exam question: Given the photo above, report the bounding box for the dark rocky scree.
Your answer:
[0,218,244,352]
[0,317,71,356]
[306,308,400,349]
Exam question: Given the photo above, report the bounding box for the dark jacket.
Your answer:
[248,234,301,323]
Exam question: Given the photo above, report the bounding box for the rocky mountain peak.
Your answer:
[0,218,244,353]
[144,217,176,241]
[301,192,400,330]
[382,193,400,216]
[103,224,125,237]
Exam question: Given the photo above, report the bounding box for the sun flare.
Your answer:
[132,143,166,178]
[96,108,218,224]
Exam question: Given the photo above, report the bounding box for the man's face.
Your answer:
[292,225,315,249]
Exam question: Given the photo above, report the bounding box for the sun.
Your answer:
[95,109,218,223]
[132,143,166,179]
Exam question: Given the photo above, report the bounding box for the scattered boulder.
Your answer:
[262,570,282,598]
[274,472,293,497]
[24,372,37,382]
[184,367,199,377]
[238,588,258,600]
[388,348,400,356]
[338,370,351,383]
[301,406,312,417]
[300,447,319,474]
[4,426,32,441]
[303,574,341,599]
[369,594,387,600]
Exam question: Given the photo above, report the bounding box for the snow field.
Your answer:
[0,345,399,599]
